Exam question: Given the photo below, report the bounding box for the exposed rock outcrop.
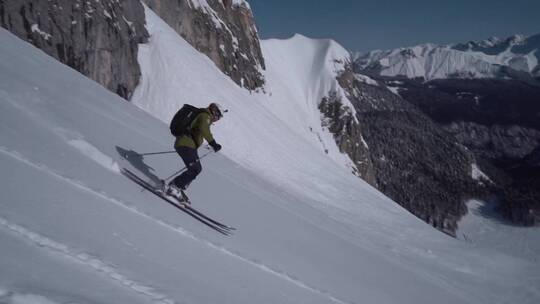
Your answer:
[319,91,376,184]
[142,0,265,90]
[1,0,149,99]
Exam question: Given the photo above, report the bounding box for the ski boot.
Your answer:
[161,181,190,206]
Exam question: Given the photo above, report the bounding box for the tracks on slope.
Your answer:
[0,147,354,304]
[0,217,175,304]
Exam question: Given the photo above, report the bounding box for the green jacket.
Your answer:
[174,109,215,149]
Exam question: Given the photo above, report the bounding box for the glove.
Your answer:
[209,140,222,152]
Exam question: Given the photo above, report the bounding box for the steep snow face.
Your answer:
[261,33,357,127]
[471,163,492,184]
[355,33,540,80]
[132,7,357,200]
[2,24,540,304]
[260,33,358,164]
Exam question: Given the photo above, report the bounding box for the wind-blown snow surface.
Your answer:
[1,26,539,304]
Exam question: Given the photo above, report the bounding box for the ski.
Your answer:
[184,201,236,231]
[121,168,234,236]
[159,177,235,231]
[172,189,235,231]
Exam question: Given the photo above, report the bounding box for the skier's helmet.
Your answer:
[208,102,226,120]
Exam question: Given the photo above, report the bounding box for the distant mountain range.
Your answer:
[354,34,540,83]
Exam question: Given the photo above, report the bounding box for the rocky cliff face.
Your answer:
[319,91,376,184]
[142,0,265,91]
[320,65,483,235]
[1,0,148,99]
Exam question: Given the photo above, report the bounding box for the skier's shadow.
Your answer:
[115,146,162,185]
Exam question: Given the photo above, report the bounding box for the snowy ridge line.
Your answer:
[0,217,176,304]
[0,146,354,304]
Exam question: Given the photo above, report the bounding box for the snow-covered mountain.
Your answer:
[355,33,540,81]
[3,9,540,304]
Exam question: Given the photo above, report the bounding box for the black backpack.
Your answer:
[169,104,204,136]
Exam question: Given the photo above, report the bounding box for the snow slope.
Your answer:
[1,21,540,304]
[132,6,357,203]
[355,34,540,80]
[458,200,540,263]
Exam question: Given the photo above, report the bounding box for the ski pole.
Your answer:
[139,150,177,156]
[164,150,214,182]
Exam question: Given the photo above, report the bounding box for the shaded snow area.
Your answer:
[458,200,540,263]
[471,163,492,184]
[1,22,540,304]
[354,73,379,86]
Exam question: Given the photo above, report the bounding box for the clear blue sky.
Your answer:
[249,0,540,52]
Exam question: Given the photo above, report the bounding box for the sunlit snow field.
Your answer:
[0,8,539,304]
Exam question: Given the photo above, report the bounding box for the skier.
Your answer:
[164,102,224,202]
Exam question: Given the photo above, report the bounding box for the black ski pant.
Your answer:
[172,146,202,189]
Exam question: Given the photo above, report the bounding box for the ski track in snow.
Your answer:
[0,146,353,304]
[0,217,176,304]
[67,139,121,173]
